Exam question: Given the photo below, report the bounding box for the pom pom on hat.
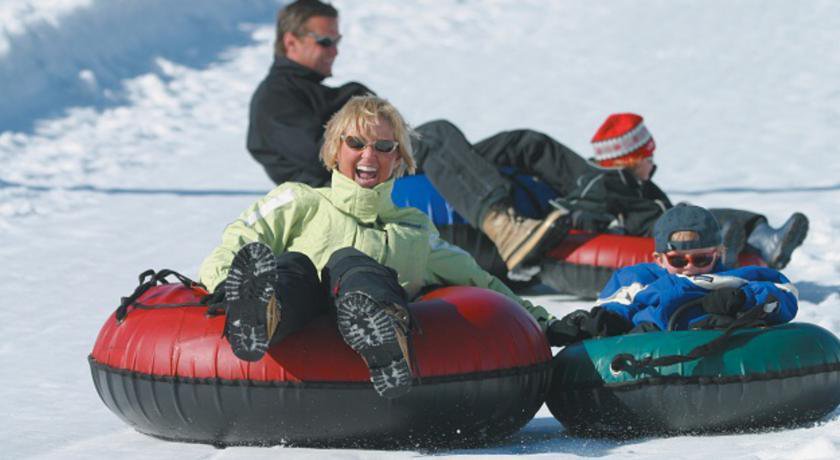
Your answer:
[591,113,656,167]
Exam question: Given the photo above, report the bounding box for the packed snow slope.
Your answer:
[0,0,280,132]
[1,0,839,458]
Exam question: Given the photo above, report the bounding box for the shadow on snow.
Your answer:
[669,183,840,196]
[435,417,636,457]
[0,178,267,197]
[795,282,840,304]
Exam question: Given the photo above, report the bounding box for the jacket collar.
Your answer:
[329,170,396,224]
[618,168,645,187]
[272,57,327,83]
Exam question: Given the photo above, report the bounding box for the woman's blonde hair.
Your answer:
[320,95,417,178]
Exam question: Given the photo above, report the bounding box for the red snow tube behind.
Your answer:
[89,283,552,448]
[435,226,766,298]
[539,232,766,299]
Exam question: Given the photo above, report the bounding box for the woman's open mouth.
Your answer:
[355,164,379,187]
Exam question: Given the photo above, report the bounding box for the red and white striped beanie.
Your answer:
[591,113,656,167]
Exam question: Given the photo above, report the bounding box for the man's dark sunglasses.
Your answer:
[341,135,399,154]
[307,32,342,48]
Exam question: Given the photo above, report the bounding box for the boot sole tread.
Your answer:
[224,242,279,362]
[336,291,412,398]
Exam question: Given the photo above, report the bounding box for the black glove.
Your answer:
[701,287,747,316]
[570,209,615,233]
[584,307,634,337]
[546,310,591,347]
[546,307,633,347]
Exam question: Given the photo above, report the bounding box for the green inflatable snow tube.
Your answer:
[547,323,840,436]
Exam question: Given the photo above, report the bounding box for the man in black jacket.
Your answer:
[247,0,598,272]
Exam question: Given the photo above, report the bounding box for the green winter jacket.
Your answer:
[199,170,553,329]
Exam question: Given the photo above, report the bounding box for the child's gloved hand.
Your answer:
[701,287,747,316]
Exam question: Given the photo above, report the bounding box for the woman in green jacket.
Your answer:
[200,95,555,398]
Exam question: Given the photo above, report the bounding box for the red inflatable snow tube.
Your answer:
[436,226,765,298]
[539,232,766,299]
[89,283,552,448]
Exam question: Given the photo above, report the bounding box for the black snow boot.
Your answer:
[336,291,413,399]
[326,247,414,399]
[223,242,280,362]
[746,213,809,269]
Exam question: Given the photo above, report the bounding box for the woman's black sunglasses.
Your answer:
[341,135,399,154]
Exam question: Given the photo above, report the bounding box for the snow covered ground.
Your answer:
[1,0,839,458]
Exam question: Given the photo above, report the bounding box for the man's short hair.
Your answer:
[275,0,339,57]
[321,95,417,178]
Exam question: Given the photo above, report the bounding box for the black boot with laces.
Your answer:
[336,291,414,399]
[223,242,281,362]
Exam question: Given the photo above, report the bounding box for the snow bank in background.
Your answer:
[0,0,281,132]
[0,0,91,55]
[0,28,276,226]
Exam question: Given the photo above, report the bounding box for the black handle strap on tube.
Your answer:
[667,298,704,332]
[611,302,768,374]
[114,269,203,323]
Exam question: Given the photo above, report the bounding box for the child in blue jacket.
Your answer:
[547,204,799,345]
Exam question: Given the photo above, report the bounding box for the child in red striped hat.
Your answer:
[551,112,808,269]
[591,113,657,181]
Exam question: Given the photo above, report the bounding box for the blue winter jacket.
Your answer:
[595,263,798,331]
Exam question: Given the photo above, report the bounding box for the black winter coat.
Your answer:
[555,168,672,236]
[246,58,372,186]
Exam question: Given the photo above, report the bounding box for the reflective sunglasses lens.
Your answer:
[692,254,714,267]
[313,34,340,47]
[307,32,340,47]
[667,255,689,268]
[373,140,397,153]
[345,136,366,150]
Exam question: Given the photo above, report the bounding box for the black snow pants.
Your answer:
[267,248,408,345]
[410,120,767,264]
[411,120,598,227]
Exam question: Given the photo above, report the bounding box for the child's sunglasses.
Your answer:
[341,135,399,155]
[665,251,717,269]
